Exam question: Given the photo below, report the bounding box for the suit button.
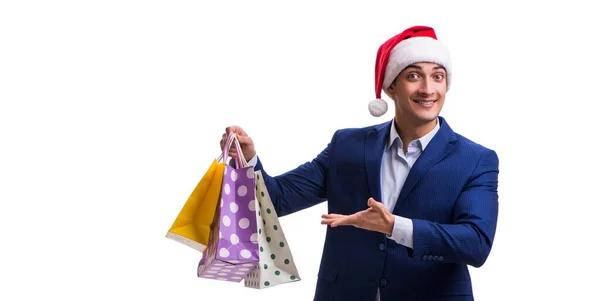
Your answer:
[378,243,386,251]
[423,255,428,261]
[380,278,387,287]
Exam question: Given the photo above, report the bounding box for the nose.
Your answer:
[418,78,435,96]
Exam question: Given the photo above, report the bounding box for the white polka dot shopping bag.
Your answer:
[243,170,301,289]
[197,135,261,282]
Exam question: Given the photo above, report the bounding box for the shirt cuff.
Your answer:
[247,155,258,167]
[387,215,414,249]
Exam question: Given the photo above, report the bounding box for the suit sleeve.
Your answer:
[410,149,500,267]
[252,131,338,217]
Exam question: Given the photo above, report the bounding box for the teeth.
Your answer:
[418,101,433,105]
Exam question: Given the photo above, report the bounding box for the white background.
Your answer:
[1,0,599,300]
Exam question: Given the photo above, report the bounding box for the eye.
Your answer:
[433,74,445,81]
[407,73,420,80]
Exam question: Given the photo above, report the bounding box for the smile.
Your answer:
[413,99,437,107]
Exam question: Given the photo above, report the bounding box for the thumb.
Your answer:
[233,127,248,137]
[368,198,384,211]
[237,134,250,144]
[237,136,255,151]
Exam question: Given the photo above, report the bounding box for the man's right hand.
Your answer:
[220,126,257,162]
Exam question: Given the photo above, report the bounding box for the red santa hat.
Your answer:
[368,25,452,117]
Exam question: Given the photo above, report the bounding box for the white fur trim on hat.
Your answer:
[383,37,452,90]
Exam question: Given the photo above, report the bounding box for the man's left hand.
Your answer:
[321,198,395,236]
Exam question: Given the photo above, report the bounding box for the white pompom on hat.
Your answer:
[369,25,452,117]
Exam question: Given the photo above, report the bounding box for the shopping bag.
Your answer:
[244,170,301,289]
[197,134,260,282]
[165,155,225,252]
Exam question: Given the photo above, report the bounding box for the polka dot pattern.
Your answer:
[198,259,258,283]
[243,170,301,289]
[246,168,255,179]
[197,165,260,283]
[216,165,259,264]
[229,202,238,213]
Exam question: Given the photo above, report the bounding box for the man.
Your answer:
[220,25,499,301]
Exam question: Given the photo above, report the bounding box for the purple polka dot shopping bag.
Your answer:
[197,134,260,282]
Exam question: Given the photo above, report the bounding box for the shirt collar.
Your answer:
[387,117,441,151]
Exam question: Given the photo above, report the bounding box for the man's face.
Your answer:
[385,62,447,126]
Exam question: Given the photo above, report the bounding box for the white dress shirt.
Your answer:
[244,118,441,301]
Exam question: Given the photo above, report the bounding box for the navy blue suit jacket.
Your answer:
[254,117,499,301]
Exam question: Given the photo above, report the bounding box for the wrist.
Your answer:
[385,213,394,236]
[246,150,256,160]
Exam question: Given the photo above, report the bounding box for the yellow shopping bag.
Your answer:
[166,158,225,252]
[166,133,242,252]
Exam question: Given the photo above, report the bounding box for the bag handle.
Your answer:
[231,134,248,167]
[217,132,248,168]
[217,132,240,167]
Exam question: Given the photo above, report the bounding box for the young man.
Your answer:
[220,25,499,301]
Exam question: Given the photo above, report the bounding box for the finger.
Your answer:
[321,213,348,226]
[225,127,237,137]
[331,218,347,227]
[320,218,339,225]
[226,126,247,137]
[237,135,253,145]
[367,198,385,211]
[321,213,346,219]
[235,127,248,137]
[331,215,356,227]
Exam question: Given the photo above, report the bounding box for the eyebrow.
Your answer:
[404,64,446,71]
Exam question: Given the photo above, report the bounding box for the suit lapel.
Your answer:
[365,121,391,203]
[392,117,457,214]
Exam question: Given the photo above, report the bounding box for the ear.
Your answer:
[384,77,398,96]
[383,87,394,100]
